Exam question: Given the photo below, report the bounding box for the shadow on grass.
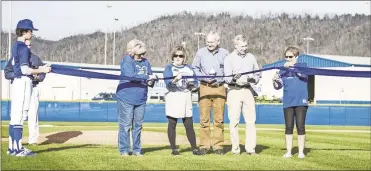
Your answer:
[142,145,173,154]
[178,144,270,154]
[39,131,83,145]
[33,144,98,154]
[282,147,370,155]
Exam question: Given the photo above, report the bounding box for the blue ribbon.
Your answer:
[293,66,371,78]
[51,66,143,81]
[50,64,371,81]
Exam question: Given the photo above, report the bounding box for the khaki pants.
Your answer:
[199,84,226,150]
[226,87,256,153]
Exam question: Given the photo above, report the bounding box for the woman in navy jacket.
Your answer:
[272,46,309,159]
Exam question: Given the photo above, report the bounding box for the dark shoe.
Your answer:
[214,149,224,155]
[171,150,180,155]
[246,152,259,156]
[200,148,209,155]
[192,149,203,156]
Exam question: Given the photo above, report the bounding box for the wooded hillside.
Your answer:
[1,12,370,67]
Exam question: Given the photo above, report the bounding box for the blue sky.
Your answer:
[1,1,370,41]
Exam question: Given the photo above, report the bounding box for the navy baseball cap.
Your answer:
[16,19,38,31]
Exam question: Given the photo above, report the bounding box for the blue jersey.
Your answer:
[116,55,152,105]
[163,64,198,92]
[12,41,31,78]
[276,62,309,108]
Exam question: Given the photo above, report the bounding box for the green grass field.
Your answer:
[1,121,370,170]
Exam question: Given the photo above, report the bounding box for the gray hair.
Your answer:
[126,39,146,56]
[206,31,220,41]
[233,35,247,45]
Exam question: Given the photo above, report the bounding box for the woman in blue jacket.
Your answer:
[116,39,157,156]
[272,46,309,159]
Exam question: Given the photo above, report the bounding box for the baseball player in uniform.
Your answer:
[7,19,51,157]
[24,39,47,145]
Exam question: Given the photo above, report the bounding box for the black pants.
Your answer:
[284,106,308,135]
[167,116,197,150]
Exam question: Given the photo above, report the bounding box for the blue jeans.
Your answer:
[117,99,146,154]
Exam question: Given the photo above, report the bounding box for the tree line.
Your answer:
[1,12,370,67]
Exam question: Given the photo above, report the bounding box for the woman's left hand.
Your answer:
[284,62,295,68]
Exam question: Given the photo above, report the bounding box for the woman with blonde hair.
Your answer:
[272,46,309,159]
[163,46,202,156]
[116,39,157,156]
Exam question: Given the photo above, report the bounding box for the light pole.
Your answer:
[104,4,112,65]
[303,37,314,54]
[113,18,118,65]
[7,1,12,113]
[181,42,187,48]
[194,32,205,49]
[8,1,12,60]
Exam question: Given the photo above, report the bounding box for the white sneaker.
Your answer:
[15,148,36,157]
[7,149,16,156]
[283,152,292,158]
[298,153,305,159]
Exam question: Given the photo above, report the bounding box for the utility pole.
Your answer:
[113,18,118,65]
[303,37,314,54]
[194,32,205,49]
[181,42,187,48]
[104,4,112,65]
[8,1,12,60]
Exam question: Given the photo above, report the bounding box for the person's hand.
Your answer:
[44,63,51,67]
[246,74,256,83]
[173,73,183,82]
[272,71,280,81]
[33,74,39,81]
[39,66,51,73]
[187,82,197,92]
[148,74,158,80]
[206,79,216,84]
[146,75,158,87]
[284,61,294,68]
[232,73,241,82]
[210,81,220,87]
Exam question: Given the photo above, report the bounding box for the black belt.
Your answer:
[228,84,251,89]
[200,81,224,88]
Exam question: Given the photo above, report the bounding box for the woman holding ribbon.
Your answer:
[162,46,203,156]
[272,46,309,159]
[116,39,157,156]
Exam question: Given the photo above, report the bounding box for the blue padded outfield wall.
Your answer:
[1,100,370,126]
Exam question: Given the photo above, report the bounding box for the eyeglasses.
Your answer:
[173,55,185,58]
[285,56,295,59]
[136,53,145,56]
[27,44,32,47]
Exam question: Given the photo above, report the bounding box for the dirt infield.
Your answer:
[19,131,209,145]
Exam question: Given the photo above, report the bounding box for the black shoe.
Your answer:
[246,152,259,156]
[192,149,203,156]
[171,150,180,155]
[199,148,209,155]
[214,149,224,155]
